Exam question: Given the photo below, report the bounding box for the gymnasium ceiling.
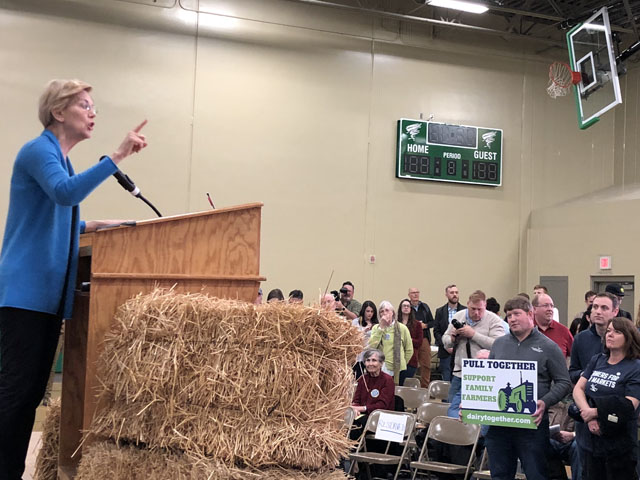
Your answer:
[289,0,640,59]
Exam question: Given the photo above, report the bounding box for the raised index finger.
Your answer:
[133,119,148,133]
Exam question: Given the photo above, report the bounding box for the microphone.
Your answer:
[99,156,162,217]
[113,169,141,197]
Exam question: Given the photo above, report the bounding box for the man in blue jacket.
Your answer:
[569,293,619,384]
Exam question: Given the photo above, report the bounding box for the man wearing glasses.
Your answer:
[533,293,573,359]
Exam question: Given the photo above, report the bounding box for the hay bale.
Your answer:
[76,441,350,480]
[35,398,60,480]
[90,289,361,469]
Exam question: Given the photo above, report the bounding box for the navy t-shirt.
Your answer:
[575,353,640,455]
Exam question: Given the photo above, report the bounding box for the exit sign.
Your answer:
[599,256,612,270]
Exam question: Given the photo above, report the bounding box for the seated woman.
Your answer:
[368,300,413,385]
[351,348,395,421]
[352,301,378,378]
[398,298,423,386]
[349,348,396,477]
[573,317,640,480]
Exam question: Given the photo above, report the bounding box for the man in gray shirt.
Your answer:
[485,295,571,480]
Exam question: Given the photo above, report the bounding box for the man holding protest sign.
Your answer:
[484,295,571,480]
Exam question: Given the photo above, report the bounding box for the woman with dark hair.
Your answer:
[266,288,284,302]
[353,301,378,332]
[398,298,423,386]
[573,317,640,479]
[352,301,378,378]
[570,304,592,337]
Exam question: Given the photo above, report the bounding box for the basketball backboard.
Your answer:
[567,7,622,130]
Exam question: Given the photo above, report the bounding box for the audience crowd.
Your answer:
[259,280,640,480]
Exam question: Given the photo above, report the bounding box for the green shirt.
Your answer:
[368,321,414,375]
[345,298,362,316]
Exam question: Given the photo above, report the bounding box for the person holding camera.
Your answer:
[442,290,505,418]
[339,281,361,321]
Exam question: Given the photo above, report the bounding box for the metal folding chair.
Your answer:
[343,407,356,436]
[395,386,429,412]
[410,415,480,480]
[426,380,450,402]
[404,377,421,389]
[416,402,450,426]
[409,401,451,449]
[348,409,416,480]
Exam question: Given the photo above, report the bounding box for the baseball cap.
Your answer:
[605,283,625,297]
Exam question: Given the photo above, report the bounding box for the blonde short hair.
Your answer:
[38,79,92,128]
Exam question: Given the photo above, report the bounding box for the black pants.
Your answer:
[582,448,638,480]
[0,307,62,480]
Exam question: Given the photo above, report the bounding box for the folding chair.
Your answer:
[409,401,451,448]
[416,402,450,426]
[410,415,480,480]
[343,407,356,437]
[427,380,450,402]
[395,386,429,412]
[472,448,526,480]
[404,377,421,389]
[348,409,416,480]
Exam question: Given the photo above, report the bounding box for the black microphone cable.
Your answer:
[100,156,162,217]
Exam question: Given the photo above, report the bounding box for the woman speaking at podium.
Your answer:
[0,79,147,479]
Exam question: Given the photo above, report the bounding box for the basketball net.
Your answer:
[547,61,581,99]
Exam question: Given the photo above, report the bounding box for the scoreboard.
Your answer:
[396,119,503,187]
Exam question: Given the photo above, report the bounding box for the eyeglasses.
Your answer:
[78,101,98,115]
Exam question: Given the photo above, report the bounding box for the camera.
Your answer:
[339,287,348,294]
[568,404,583,423]
[452,318,467,329]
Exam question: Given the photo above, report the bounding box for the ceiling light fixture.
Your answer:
[428,0,489,14]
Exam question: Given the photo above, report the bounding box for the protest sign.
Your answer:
[460,358,538,429]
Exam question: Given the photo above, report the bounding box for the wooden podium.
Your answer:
[58,203,265,478]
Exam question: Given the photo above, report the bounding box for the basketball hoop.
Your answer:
[547,61,582,99]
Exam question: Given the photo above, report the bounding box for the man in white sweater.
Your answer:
[442,290,505,417]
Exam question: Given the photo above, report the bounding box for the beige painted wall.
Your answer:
[0,0,633,318]
[525,66,640,321]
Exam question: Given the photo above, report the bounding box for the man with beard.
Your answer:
[433,284,466,381]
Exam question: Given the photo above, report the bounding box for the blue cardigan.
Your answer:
[0,130,117,318]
